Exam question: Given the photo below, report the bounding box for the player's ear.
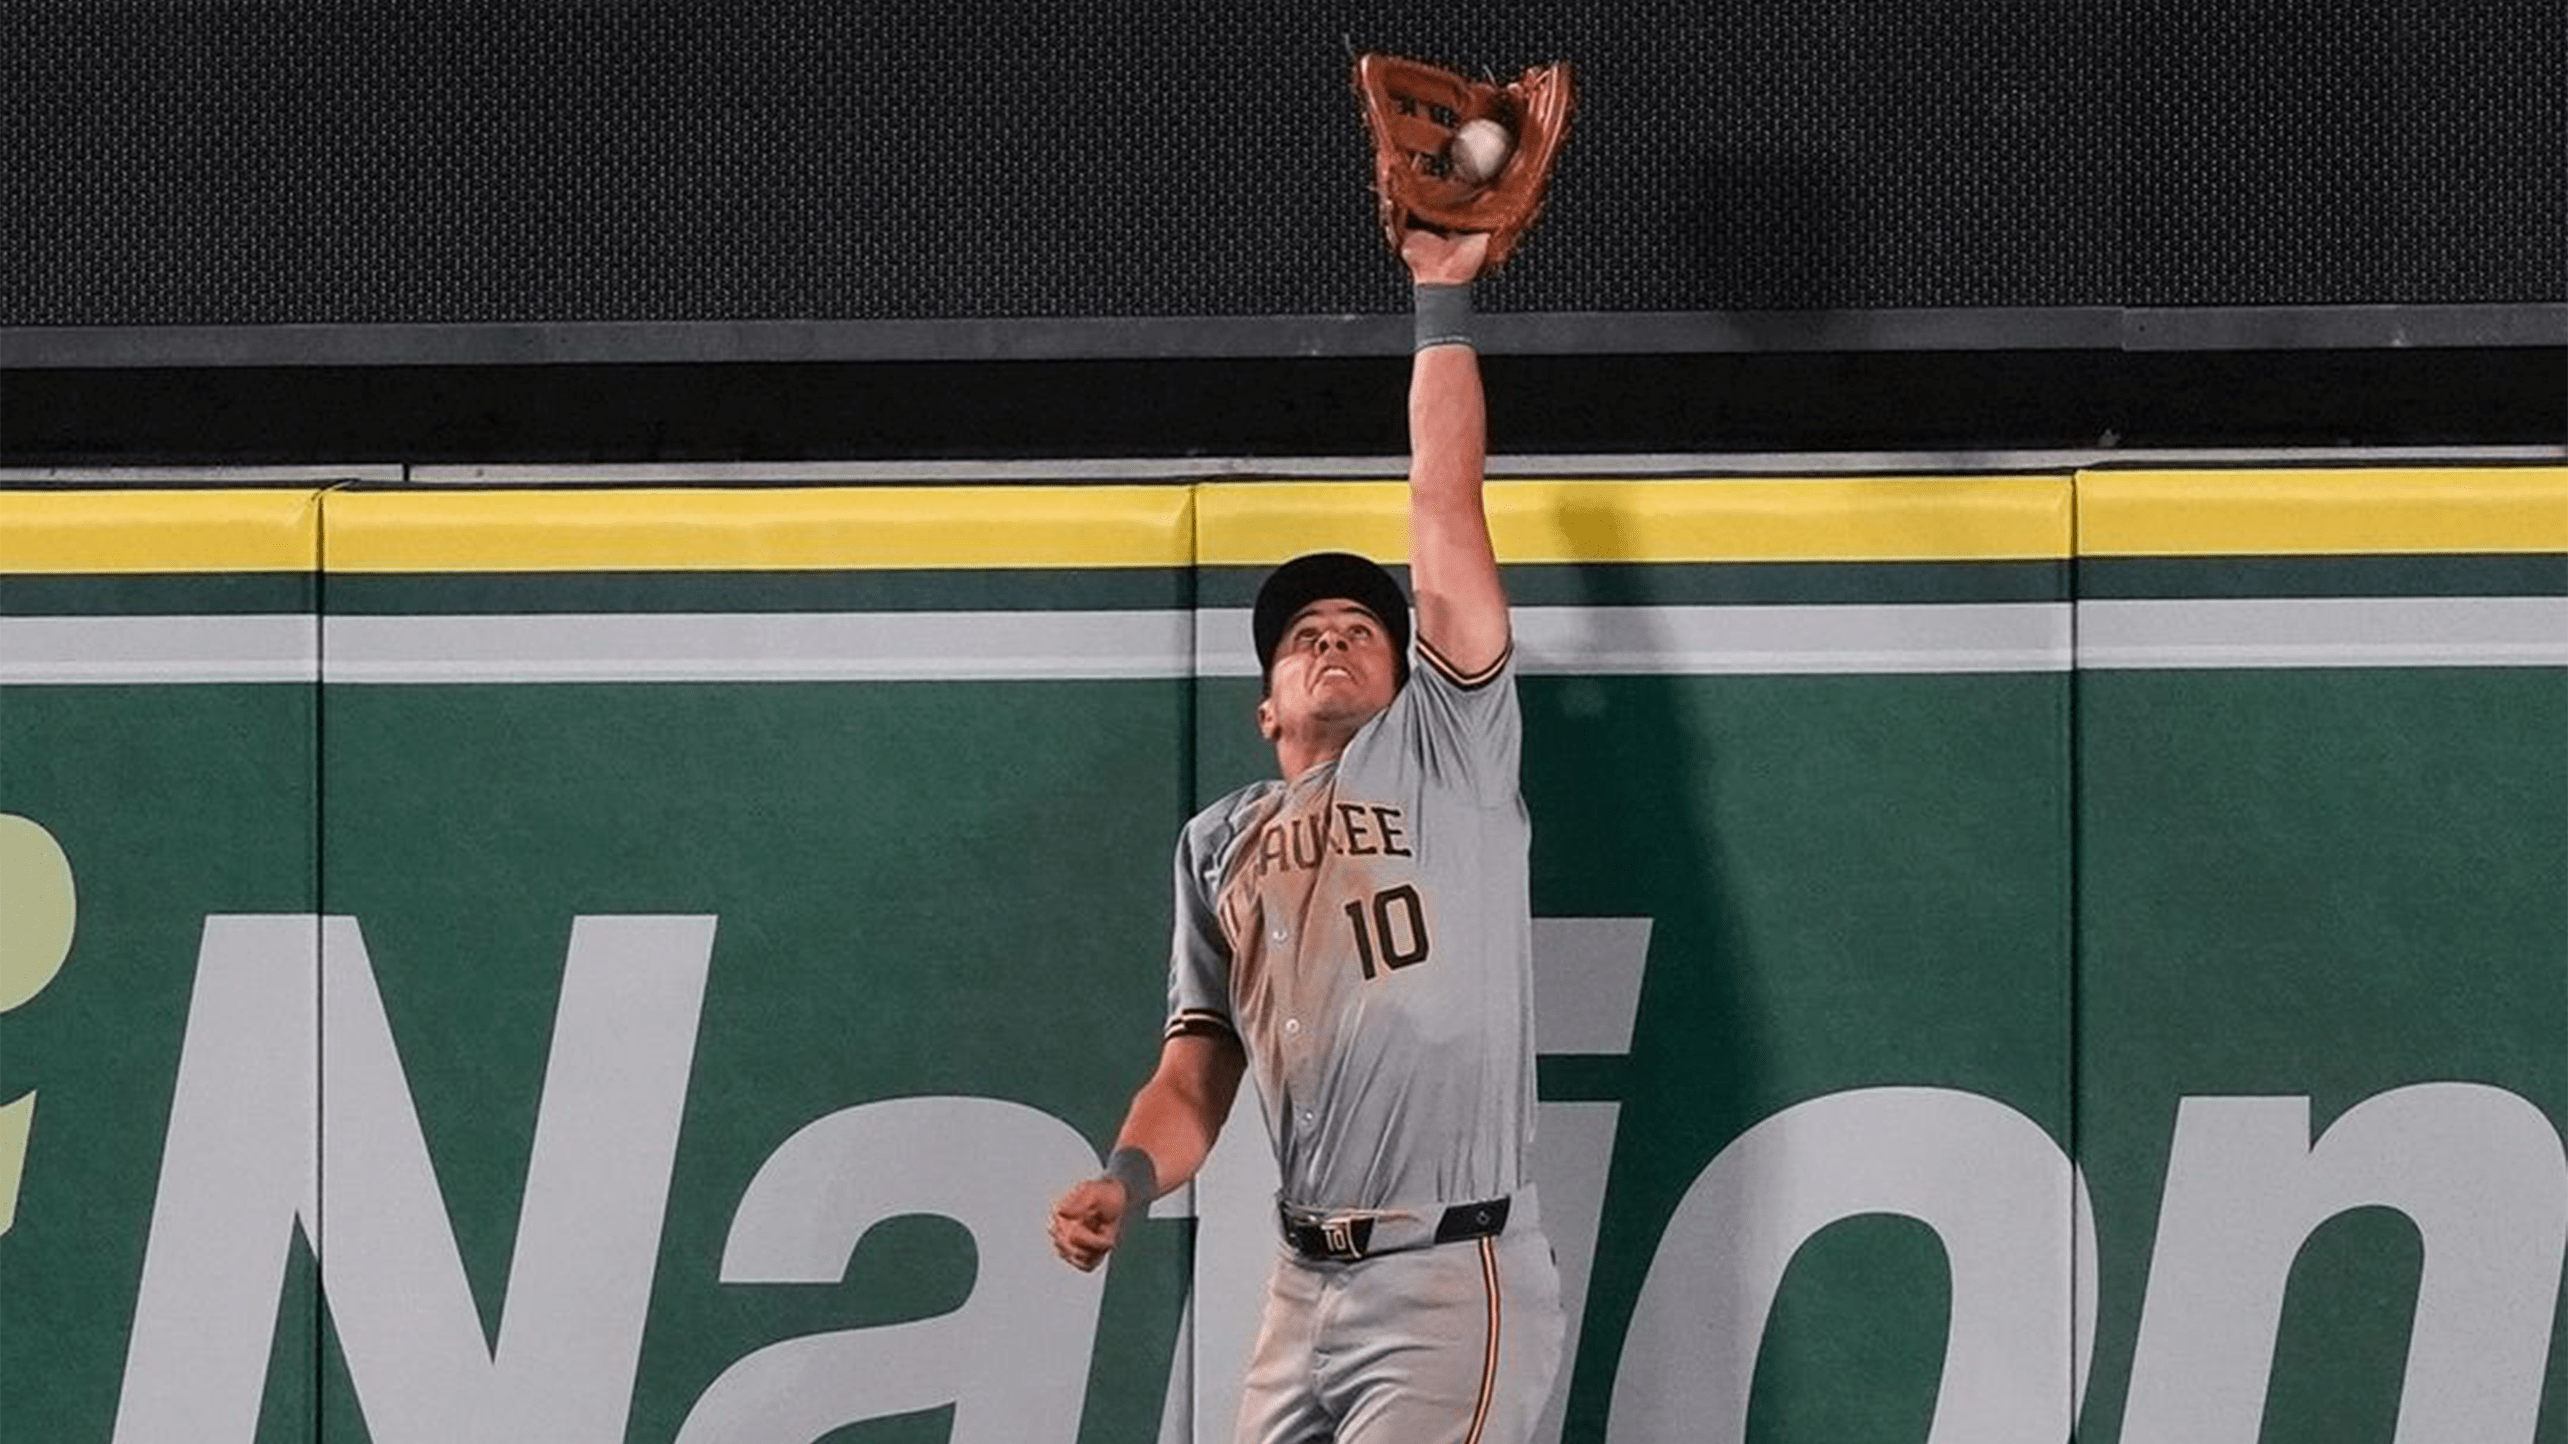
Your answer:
[1255,697,1279,741]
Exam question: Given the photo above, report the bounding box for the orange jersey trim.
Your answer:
[1418,636,1512,691]
[1164,1009,1239,1041]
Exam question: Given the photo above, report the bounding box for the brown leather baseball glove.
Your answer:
[1354,53,1575,270]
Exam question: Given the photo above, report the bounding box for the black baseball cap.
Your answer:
[1252,551,1412,689]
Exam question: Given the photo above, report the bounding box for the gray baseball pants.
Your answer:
[1233,1204,1565,1443]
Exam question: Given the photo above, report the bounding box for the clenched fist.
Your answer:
[1049,1177,1129,1272]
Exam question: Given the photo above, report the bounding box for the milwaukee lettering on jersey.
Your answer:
[1249,800,1412,879]
[1211,771,1411,970]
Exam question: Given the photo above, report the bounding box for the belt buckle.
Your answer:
[1321,1218,1360,1259]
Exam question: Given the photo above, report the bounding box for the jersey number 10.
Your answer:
[1343,884,1431,979]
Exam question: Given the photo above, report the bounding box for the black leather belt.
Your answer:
[1279,1196,1511,1262]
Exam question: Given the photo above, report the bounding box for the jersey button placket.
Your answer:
[1279,945,1319,1150]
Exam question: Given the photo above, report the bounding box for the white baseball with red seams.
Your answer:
[1449,118,1512,183]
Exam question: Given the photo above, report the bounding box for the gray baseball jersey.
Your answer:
[1167,638,1532,1214]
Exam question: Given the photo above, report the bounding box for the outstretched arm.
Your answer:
[1400,229,1510,679]
[1049,1029,1247,1271]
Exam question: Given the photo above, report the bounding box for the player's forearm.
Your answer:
[1109,1053,1238,1198]
[1109,1104,1209,1199]
[1408,316,1510,668]
[1408,342,1487,515]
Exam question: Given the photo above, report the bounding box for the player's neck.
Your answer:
[1271,726,1357,781]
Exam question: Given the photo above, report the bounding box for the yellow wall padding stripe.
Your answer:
[323,486,1195,572]
[0,491,321,574]
[20,470,2556,576]
[2078,467,2568,557]
[1198,477,2074,565]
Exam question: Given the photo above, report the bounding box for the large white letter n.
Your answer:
[2123,1086,2568,1444]
[114,914,716,1444]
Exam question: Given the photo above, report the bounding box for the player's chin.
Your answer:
[1307,668,1364,695]
[1310,672,1387,705]
[1309,695,1389,729]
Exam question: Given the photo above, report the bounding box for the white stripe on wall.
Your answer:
[1533,603,2072,677]
[7,600,2562,684]
[2078,597,2568,670]
[1190,604,2076,677]
[0,616,319,683]
[321,611,1199,682]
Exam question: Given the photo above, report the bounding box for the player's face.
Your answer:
[1263,600,1399,733]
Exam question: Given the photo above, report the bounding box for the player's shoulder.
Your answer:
[1359,639,1517,739]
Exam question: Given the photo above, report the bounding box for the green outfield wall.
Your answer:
[2,470,2562,1444]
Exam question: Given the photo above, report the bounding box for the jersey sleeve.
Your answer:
[1397,634,1523,806]
[1164,818,1238,1041]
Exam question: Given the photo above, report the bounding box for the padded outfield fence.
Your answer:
[1,468,2563,1443]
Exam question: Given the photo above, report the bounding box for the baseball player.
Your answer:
[1049,226,1566,1444]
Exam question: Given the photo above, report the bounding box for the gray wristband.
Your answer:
[1104,1146,1158,1210]
[1414,282,1476,352]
